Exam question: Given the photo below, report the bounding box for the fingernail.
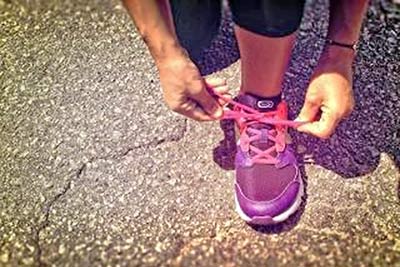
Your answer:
[294,117,305,122]
[296,125,307,132]
[213,108,223,118]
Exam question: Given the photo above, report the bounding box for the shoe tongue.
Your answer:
[237,93,280,112]
[237,93,282,157]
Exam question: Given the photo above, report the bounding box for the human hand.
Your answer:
[155,48,230,121]
[296,46,355,139]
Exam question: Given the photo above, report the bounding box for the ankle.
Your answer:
[239,86,282,99]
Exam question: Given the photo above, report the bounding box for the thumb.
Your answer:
[296,97,321,122]
[297,109,338,139]
[189,81,223,119]
[204,77,226,88]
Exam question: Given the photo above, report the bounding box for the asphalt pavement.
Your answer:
[0,0,399,266]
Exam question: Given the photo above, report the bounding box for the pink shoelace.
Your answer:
[213,91,307,165]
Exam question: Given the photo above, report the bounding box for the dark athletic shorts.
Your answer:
[170,0,306,59]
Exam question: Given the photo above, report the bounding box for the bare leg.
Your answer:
[234,25,296,98]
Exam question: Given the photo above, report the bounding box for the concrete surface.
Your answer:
[0,0,399,266]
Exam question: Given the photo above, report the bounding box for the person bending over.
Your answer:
[123,0,368,225]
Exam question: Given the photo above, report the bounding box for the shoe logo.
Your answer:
[257,100,274,109]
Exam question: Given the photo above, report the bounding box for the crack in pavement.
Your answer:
[33,163,87,267]
[120,118,188,157]
[31,118,188,266]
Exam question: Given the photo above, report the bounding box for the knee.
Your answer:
[230,0,306,37]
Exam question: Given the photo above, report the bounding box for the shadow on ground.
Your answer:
[193,0,400,233]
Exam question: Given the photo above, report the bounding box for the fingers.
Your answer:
[187,77,231,119]
[204,77,226,88]
[216,93,232,106]
[295,94,335,139]
[295,95,321,123]
[172,99,215,121]
[296,95,354,139]
[168,76,231,121]
[189,86,223,119]
[204,78,233,107]
[211,84,229,95]
[294,68,355,138]
[297,110,339,139]
[211,85,232,106]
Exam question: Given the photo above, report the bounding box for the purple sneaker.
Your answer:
[229,94,304,225]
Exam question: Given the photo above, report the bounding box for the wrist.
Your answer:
[320,44,355,66]
[325,39,357,52]
[147,38,187,65]
[326,32,359,47]
[314,44,354,80]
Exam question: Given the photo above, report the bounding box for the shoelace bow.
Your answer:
[212,90,306,165]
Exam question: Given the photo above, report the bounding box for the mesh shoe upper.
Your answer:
[231,93,301,218]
